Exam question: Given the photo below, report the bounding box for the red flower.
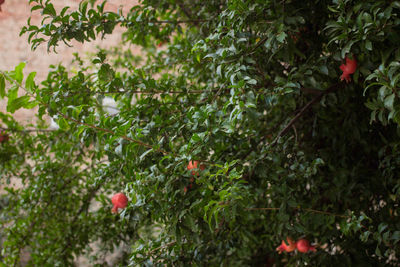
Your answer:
[340,56,357,83]
[111,192,128,213]
[296,239,316,253]
[276,238,296,254]
[187,160,205,176]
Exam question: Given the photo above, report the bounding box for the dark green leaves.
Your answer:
[42,3,56,17]
[98,63,114,82]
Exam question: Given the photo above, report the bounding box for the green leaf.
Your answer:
[25,100,38,109]
[42,3,56,16]
[384,94,395,110]
[391,231,400,243]
[31,5,43,12]
[378,223,388,234]
[98,63,114,82]
[276,32,287,43]
[57,118,70,130]
[375,246,382,257]
[139,148,153,161]
[365,40,372,51]
[342,40,357,58]
[14,62,26,83]
[7,95,31,113]
[25,72,36,93]
[0,73,5,98]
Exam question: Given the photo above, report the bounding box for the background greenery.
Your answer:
[1,0,400,265]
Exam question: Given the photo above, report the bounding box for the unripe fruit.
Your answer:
[111,192,128,213]
[296,239,316,253]
[276,237,296,253]
[187,160,205,176]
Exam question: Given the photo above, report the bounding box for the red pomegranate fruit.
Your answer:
[340,56,357,83]
[296,239,316,253]
[187,160,205,176]
[111,192,128,213]
[276,237,296,253]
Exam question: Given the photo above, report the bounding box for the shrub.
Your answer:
[1,0,400,265]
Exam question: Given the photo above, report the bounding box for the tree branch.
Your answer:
[125,19,209,25]
[176,0,195,22]
[0,127,56,133]
[223,36,269,64]
[271,83,342,146]
[66,89,220,96]
[245,206,348,218]
[57,111,170,155]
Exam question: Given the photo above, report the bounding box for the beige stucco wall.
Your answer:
[0,0,139,123]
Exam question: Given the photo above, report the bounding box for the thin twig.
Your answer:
[224,36,269,63]
[176,0,195,22]
[292,125,298,144]
[135,241,177,264]
[65,89,219,96]
[301,208,348,218]
[149,241,176,254]
[57,111,169,155]
[245,207,279,211]
[0,127,56,133]
[270,83,342,146]
[245,206,348,218]
[126,19,209,25]
[150,19,209,24]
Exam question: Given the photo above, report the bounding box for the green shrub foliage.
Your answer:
[1,0,400,265]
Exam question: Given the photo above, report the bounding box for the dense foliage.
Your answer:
[1,0,400,265]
